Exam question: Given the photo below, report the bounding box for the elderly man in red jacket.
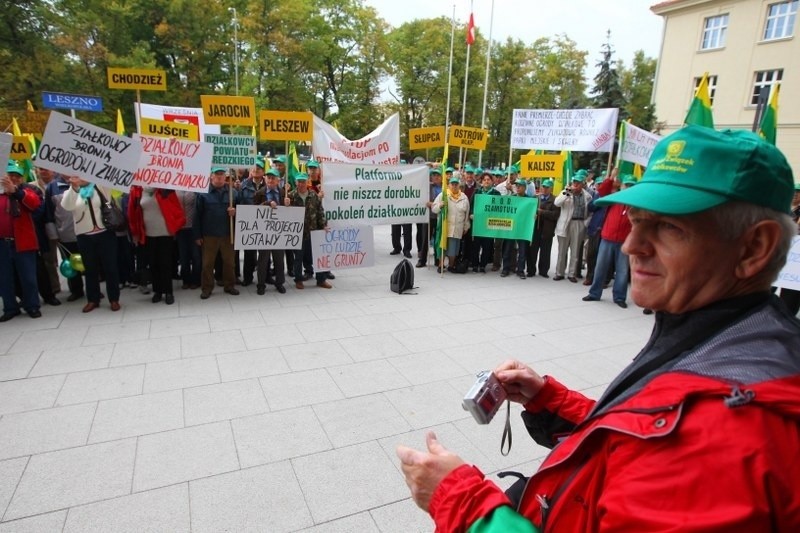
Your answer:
[397,126,800,532]
[0,160,42,321]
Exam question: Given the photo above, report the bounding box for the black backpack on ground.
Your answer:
[390,259,415,294]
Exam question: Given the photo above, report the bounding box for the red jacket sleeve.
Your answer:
[429,464,512,533]
[155,189,186,235]
[525,376,595,424]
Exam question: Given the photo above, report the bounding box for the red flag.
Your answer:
[466,13,475,45]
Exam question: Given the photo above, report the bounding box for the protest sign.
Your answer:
[312,114,400,165]
[409,126,445,149]
[41,92,104,113]
[0,133,11,173]
[0,111,51,134]
[619,122,661,167]
[472,194,538,240]
[136,103,220,139]
[322,162,428,225]
[310,225,374,271]
[36,111,142,191]
[10,136,32,160]
[259,110,313,142]
[511,108,618,152]
[132,134,214,193]
[200,95,257,126]
[519,153,563,179]
[140,118,198,141]
[204,134,257,169]
[107,67,167,91]
[448,125,489,150]
[774,236,800,291]
[235,205,305,250]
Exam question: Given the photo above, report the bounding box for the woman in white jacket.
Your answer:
[431,176,471,273]
[61,177,121,313]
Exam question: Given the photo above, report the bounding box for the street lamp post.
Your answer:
[230,7,239,96]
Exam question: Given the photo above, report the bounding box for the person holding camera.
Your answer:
[397,126,800,531]
[552,173,593,282]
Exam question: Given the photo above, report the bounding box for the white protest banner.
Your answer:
[312,114,400,165]
[36,111,142,192]
[132,134,214,193]
[0,133,11,175]
[204,134,257,169]
[135,103,221,139]
[620,122,661,167]
[774,236,800,290]
[310,225,374,271]
[234,205,304,250]
[510,108,619,152]
[322,162,428,225]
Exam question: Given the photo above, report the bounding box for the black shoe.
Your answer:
[614,300,628,309]
[568,277,578,283]
[500,271,509,277]
[517,272,526,280]
[257,285,266,295]
[66,292,84,302]
[241,280,252,287]
[0,310,20,322]
[472,267,479,273]
[27,309,42,319]
[582,295,599,302]
[276,285,286,294]
[200,291,211,300]
[224,288,240,296]
[553,275,565,281]
[327,273,336,280]
[643,308,654,315]
[389,249,401,255]
[303,272,314,281]
[539,273,549,278]
[403,251,412,258]
[437,267,443,273]
[165,294,175,305]
[45,297,61,306]
[447,266,457,273]
[479,267,486,273]
[151,293,162,303]
[416,261,426,268]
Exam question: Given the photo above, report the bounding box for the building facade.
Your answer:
[651,0,799,175]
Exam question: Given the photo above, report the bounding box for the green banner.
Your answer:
[473,195,538,240]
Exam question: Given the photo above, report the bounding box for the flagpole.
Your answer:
[477,0,494,168]
[459,0,474,169]
[445,4,456,164]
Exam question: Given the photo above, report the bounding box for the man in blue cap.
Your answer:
[397,125,800,531]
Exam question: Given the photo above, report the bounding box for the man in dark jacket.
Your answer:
[45,172,84,301]
[238,157,266,286]
[284,173,330,289]
[195,167,239,299]
[527,179,560,278]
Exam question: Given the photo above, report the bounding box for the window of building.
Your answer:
[693,75,718,104]
[751,69,783,105]
[701,14,728,49]
[764,1,798,40]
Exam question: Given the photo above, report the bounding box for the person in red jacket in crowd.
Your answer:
[397,126,800,532]
[128,186,186,305]
[0,161,42,321]
[582,169,637,308]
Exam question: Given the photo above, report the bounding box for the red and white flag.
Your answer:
[466,13,475,45]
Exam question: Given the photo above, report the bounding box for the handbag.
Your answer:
[95,187,126,231]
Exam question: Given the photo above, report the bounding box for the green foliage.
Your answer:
[620,50,658,131]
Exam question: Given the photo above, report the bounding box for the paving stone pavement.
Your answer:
[0,225,655,532]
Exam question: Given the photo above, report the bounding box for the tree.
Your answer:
[620,50,658,131]
[591,30,626,116]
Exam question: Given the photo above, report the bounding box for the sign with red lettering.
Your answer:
[132,134,214,193]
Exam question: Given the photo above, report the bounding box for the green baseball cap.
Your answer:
[211,166,227,174]
[266,168,280,177]
[515,179,527,186]
[446,167,455,173]
[596,125,795,214]
[294,172,308,181]
[622,175,638,186]
[430,167,442,175]
[274,155,287,164]
[449,176,460,184]
[6,160,23,175]
[255,156,265,169]
[541,179,554,188]
[465,166,475,173]
[571,174,585,183]
[307,160,320,168]
[794,183,800,191]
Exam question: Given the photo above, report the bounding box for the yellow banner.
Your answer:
[140,118,199,141]
[409,126,446,150]
[107,67,167,91]
[448,125,488,150]
[200,95,257,126]
[258,110,313,141]
[10,136,32,160]
[520,154,564,179]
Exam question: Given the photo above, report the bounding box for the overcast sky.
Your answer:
[364,0,664,70]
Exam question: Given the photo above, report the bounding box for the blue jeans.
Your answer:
[588,240,629,303]
[0,240,39,314]
[294,238,326,284]
[176,228,201,286]
[502,239,528,274]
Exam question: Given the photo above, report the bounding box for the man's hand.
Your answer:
[68,175,81,191]
[396,431,465,512]
[227,206,236,217]
[269,200,277,208]
[0,177,15,194]
[494,359,546,405]
[284,197,291,207]
[195,239,203,246]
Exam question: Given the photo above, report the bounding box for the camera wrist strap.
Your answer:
[500,400,512,456]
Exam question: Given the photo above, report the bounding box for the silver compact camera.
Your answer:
[462,370,507,425]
